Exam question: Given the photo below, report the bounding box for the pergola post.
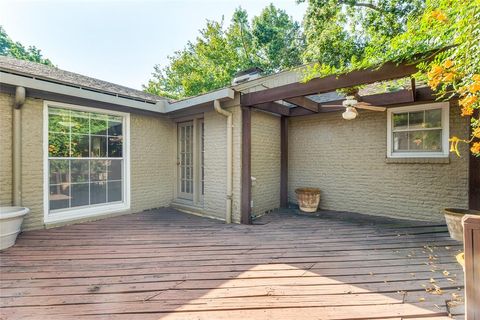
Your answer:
[280,116,288,208]
[241,106,252,224]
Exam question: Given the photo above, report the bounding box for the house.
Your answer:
[0,56,478,231]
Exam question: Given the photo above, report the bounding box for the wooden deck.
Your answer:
[0,208,465,319]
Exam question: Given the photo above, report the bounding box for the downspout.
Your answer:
[13,86,26,206]
[214,100,233,223]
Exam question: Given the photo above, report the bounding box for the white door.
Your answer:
[177,121,194,200]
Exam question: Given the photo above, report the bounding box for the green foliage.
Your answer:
[144,5,304,99]
[0,26,53,66]
[299,0,424,66]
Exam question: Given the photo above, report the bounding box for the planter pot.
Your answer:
[444,208,480,241]
[0,207,29,250]
[295,188,320,213]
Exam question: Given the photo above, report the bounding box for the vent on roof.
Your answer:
[232,67,263,85]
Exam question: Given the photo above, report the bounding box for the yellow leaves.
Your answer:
[473,127,480,139]
[471,142,480,155]
[449,136,462,157]
[430,9,448,22]
[443,59,454,68]
[459,95,478,116]
[442,270,450,276]
[473,74,480,82]
[467,82,480,94]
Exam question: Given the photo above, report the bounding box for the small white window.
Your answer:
[387,102,449,158]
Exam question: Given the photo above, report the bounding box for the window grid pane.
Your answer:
[391,108,443,153]
[48,107,124,212]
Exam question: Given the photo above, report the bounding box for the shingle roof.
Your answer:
[0,56,165,103]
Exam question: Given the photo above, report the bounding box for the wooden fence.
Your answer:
[464,215,480,320]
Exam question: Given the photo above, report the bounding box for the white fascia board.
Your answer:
[166,88,235,112]
[1,72,167,113]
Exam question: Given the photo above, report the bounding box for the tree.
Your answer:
[0,26,53,66]
[144,5,304,99]
[299,0,424,66]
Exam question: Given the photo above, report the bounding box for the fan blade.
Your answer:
[321,104,344,108]
[356,104,387,112]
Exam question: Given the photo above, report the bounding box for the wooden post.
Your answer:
[241,107,252,224]
[463,215,480,320]
[280,116,288,208]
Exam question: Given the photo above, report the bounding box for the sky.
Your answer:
[0,0,307,90]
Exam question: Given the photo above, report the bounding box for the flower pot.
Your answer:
[0,207,29,250]
[443,208,480,241]
[295,188,320,213]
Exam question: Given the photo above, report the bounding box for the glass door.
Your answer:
[177,121,194,200]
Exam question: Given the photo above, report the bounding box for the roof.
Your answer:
[0,56,166,104]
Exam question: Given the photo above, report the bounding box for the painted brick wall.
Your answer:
[251,110,281,217]
[0,93,175,230]
[201,106,243,222]
[20,97,44,230]
[130,113,175,213]
[288,102,469,221]
[0,93,13,206]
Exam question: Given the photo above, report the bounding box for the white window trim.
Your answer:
[386,102,450,158]
[43,101,131,224]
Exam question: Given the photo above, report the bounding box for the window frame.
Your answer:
[386,102,450,158]
[43,101,130,224]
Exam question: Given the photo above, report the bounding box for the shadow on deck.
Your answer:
[0,208,465,319]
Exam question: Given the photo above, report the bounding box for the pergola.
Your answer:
[239,61,437,224]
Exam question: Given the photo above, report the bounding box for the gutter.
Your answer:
[213,100,233,224]
[13,86,26,206]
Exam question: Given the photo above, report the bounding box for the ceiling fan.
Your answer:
[322,93,387,120]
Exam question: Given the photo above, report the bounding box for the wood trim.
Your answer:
[470,110,480,210]
[241,62,419,106]
[280,116,288,208]
[463,215,480,320]
[285,97,319,113]
[241,107,252,224]
[254,102,290,116]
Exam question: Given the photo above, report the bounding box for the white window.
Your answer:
[44,102,130,223]
[387,102,449,158]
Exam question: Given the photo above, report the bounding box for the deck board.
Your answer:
[0,208,465,319]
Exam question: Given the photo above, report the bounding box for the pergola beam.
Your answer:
[254,102,290,116]
[240,61,419,107]
[284,97,319,113]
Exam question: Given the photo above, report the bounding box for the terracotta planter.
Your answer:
[295,188,320,213]
[444,208,480,241]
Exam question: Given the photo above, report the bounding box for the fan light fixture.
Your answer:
[342,96,358,120]
[342,107,358,120]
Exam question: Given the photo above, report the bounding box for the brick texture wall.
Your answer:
[0,93,13,206]
[130,113,175,213]
[251,110,281,217]
[203,106,243,222]
[288,102,469,221]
